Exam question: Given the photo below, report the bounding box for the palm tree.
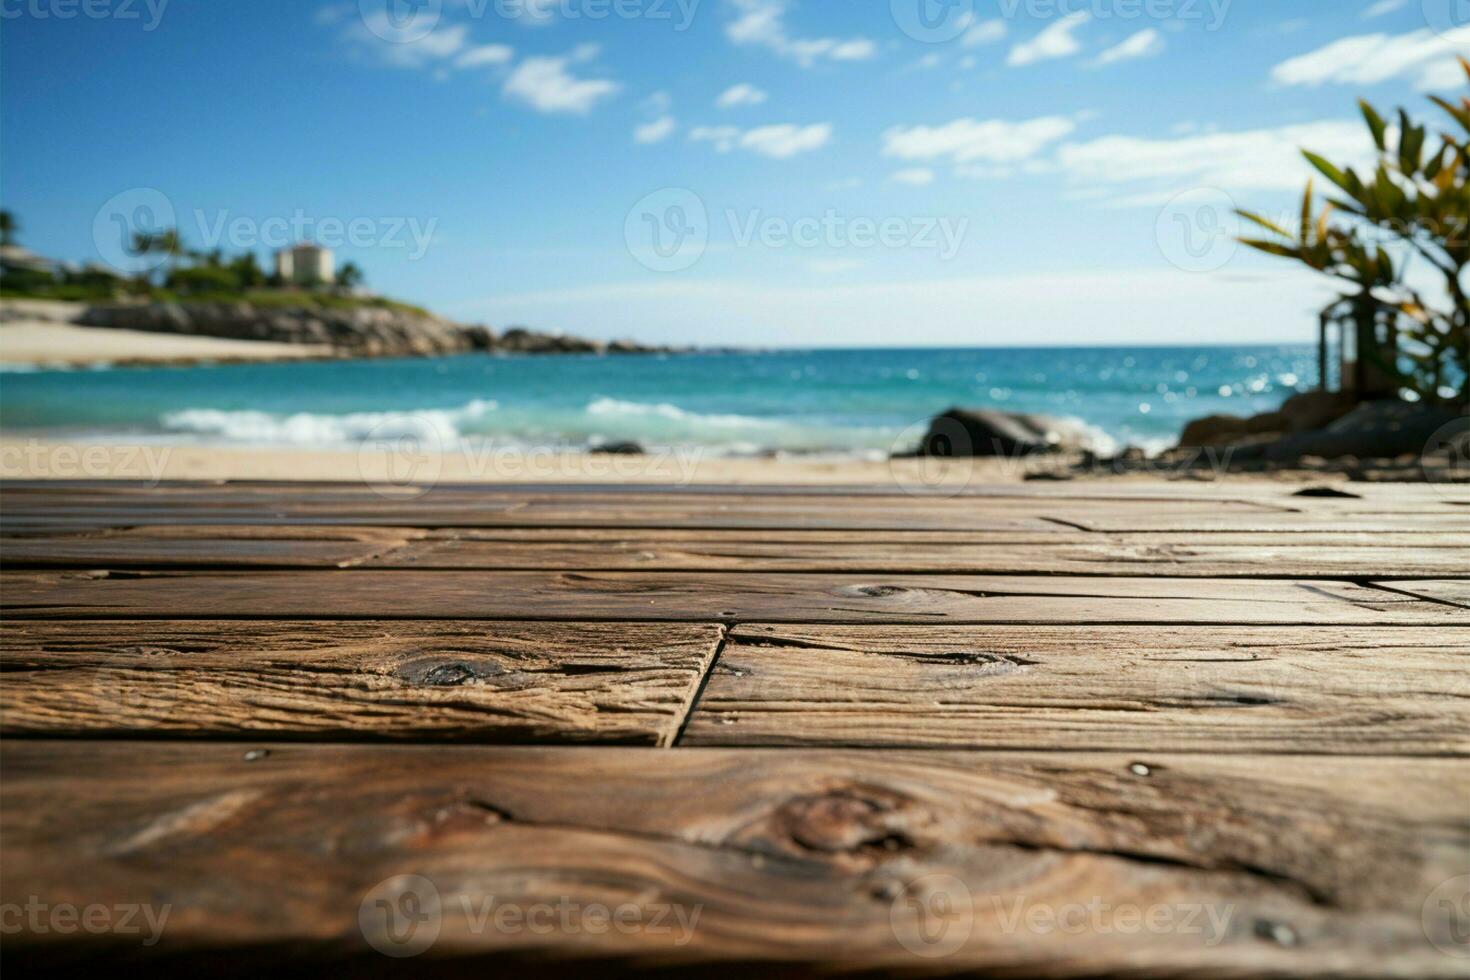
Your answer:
[0,209,17,247]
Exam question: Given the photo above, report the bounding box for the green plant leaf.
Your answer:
[1360,99,1388,151]
[1303,151,1351,192]
[1235,209,1291,238]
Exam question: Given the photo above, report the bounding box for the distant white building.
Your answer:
[275,243,334,286]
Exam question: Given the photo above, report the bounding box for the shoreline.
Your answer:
[0,319,334,368]
[0,438,1369,486]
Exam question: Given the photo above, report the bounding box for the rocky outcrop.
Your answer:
[1178,391,1356,448]
[903,407,1094,458]
[1172,391,1467,478]
[74,303,674,359]
[1246,401,1466,462]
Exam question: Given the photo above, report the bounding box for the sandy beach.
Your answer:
[0,437,1362,487]
[0,317,331,367]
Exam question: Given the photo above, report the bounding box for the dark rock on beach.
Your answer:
[1247,401,1466,463]
[589,441,646,455]
[903,407,1093,458]
[1178,391,1356,448]
[1153,392,1469,481]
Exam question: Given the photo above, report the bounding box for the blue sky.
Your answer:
[2,0,1466,346]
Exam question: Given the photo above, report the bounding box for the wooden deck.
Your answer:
[2,479,1467,976]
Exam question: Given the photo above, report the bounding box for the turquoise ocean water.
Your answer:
[0,346,1318,457]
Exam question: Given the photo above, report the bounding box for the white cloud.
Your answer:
[503,46,619,114]
[963,20,1007,47]
[1271,27,1470,91]
[1419,58,1468,90]
[634,116,677,143]
[1008,12,1090,67]
[346,15,469,69]
[689,125,742,152]
[1363,0,1408,17]
[742,123,833,157]
[1055,120,1375,202]
[725,0,877,67]
[882,116,1078,166]
[691,122,832,158]
[889,167,936,186]
[716,83,769,108]
[642,90,673,115]
[1093,28,1164,66]
[455,44,514,69]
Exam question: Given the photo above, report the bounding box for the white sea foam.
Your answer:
[586,397,778,429]
[160,399,498,446]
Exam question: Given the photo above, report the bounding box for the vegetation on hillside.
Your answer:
[1236,59,1469,405]
[0,214,427,317]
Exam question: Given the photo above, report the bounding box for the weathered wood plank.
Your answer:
[356,536,1470,578]
[0,526,418,568]
[8,526,1465,577]
[0,620,722,746]
[0,487,1295,533]
[2,742,1464,976]
[1,571,1458,623]
[682,624,1470,753]
[1065,512,1470,533]
[4,477,1462,504]
[1374,580,1470,609]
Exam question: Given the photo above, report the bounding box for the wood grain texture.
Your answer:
[2,570,1461,623]
[3,741,1465,976]
[0,525,419,568]
[0,487,1292,532]
[0,620,722,746]
[1374,579,1470,609]
[682,624,1470,753]
[1064,512,1470,533]
[358,535,1470,578]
